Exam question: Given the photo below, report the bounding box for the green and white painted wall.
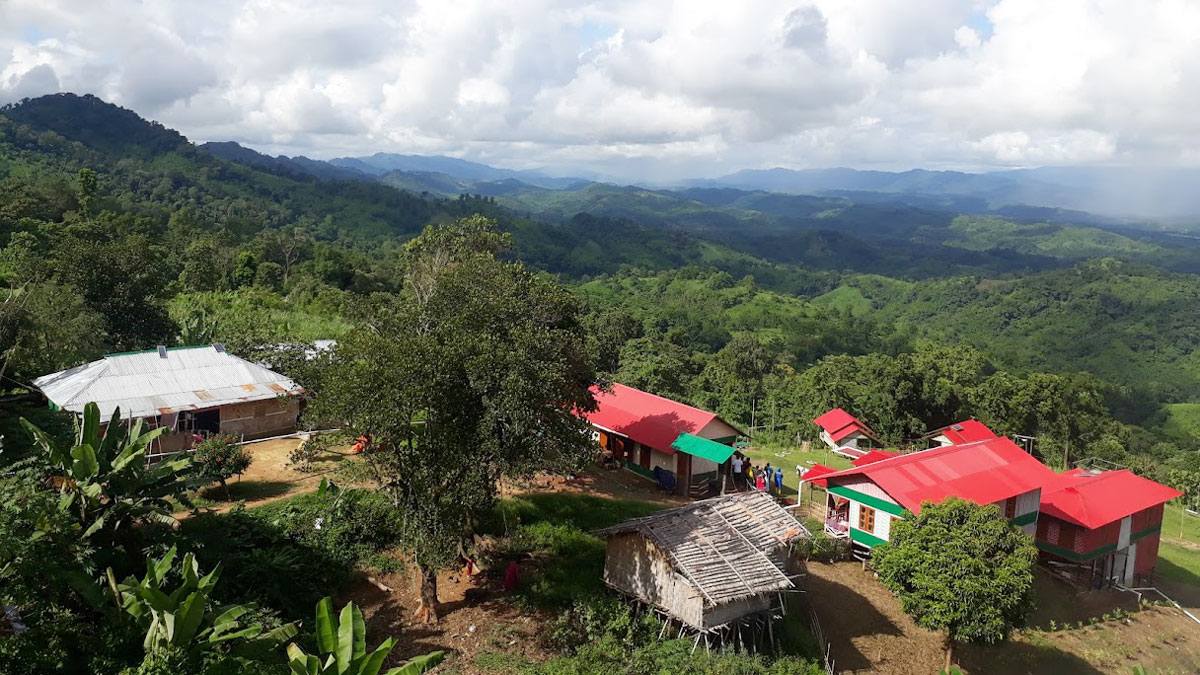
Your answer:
[827,477,1041,548]
[828,477,904,548]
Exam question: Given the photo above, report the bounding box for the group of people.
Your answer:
[729,453,784,494]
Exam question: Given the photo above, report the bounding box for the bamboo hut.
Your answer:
[593,492,810,636]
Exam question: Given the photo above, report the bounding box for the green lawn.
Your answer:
[1162,501,1200,544]
[741,441,853,499]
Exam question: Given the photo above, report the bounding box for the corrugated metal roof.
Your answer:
[583,383,744,453]
[33,345,304,419]
[813,408,879,443]
[1040,468,1182,529]
[922,419,1000,445]
[670,432,737,463]
[820,437,1056,513]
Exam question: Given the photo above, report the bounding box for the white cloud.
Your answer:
[0,0,1198,178]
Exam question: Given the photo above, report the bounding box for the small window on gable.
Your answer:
[1005,497,1017,519]
[858,505,876,533]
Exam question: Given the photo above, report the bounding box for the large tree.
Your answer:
[872,498,1038,670]
[309,215,597,623]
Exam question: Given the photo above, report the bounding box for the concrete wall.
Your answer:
[219,398,300,440]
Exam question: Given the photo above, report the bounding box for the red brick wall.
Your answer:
[1135,533,1161,574]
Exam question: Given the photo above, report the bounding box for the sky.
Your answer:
[1,0,1198,181]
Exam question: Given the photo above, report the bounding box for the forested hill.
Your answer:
[3,92,1200,481]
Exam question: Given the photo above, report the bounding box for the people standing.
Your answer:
[755,468,766,491]
[764,463,774,493]
[746,463,755,490]
[774,465,784,495]
[731,454,744,490]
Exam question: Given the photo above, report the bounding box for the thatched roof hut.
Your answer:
[594,492,810,631]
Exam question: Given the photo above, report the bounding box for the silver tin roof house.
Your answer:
[34,344,305,456]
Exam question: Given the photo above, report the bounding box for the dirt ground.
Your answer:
[340,555,557,673]
[185,436,351,514]
[340,466,685,674]
[805,560,1200,674]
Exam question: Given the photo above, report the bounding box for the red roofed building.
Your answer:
[851,450,901,467]
[921,419,1000,447]
[813,408,879,452]
[817,437,1054,552]
[1036,468,1182,586]
[583,383,744,497]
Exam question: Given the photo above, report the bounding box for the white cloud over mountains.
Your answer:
[1,0,1197,179]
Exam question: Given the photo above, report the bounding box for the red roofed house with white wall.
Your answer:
[1036,468,1182,586]
[814,436,1053,555]
[921,419,1000,447]
[582,383,745,498]
[812,408,879,455]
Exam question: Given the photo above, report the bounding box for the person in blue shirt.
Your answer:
[773,465,784,495]
[764,463,774,493]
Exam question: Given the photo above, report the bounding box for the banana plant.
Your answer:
[21,402,196,543]
[286,597,444,675]
[112,546,298,664]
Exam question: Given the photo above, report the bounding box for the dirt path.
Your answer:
[179,437,351,516]
[805,561,1200,674]
[341,560,555,674]
[804,561,946,674]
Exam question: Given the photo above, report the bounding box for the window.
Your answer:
[1005,497,1017,519]
[858,505,876,533]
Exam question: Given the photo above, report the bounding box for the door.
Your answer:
[676,453,692,495]
[638,443,650,470]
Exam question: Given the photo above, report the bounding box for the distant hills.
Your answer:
[200,138,1200,224]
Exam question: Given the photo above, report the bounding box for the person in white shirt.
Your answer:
[731,455,744,490]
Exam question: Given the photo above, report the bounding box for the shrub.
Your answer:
[190,435,252,498]
[542,594,661,653]
[790,531,851,563]
[529,637,825,675]
[178,489,402,618]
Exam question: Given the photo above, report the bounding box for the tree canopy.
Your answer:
[872,498,1039,670]
[308,215,598,622]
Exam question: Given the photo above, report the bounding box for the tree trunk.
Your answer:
[220,478,230,500]
[944,634,956,672]
[414,563,439,624]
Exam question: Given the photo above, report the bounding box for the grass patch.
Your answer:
[485,493,665,608]
[1158,541,1200,586]
[1159,403,1200,442]
[1161,501,1200,545]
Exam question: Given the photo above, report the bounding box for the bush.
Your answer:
[542,595,661,653]
[190,435,252,497]
[790,531,851,563]
[529,637,825,675]
[177,489,402,618]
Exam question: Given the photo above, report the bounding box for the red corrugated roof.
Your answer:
[821,437,1055,513]
[1040,469,1182,529]
[583,383,736,453]
[799,463,837,488]
[926,419,999,445]
[852,450,901,467]
[813,408,878,443]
